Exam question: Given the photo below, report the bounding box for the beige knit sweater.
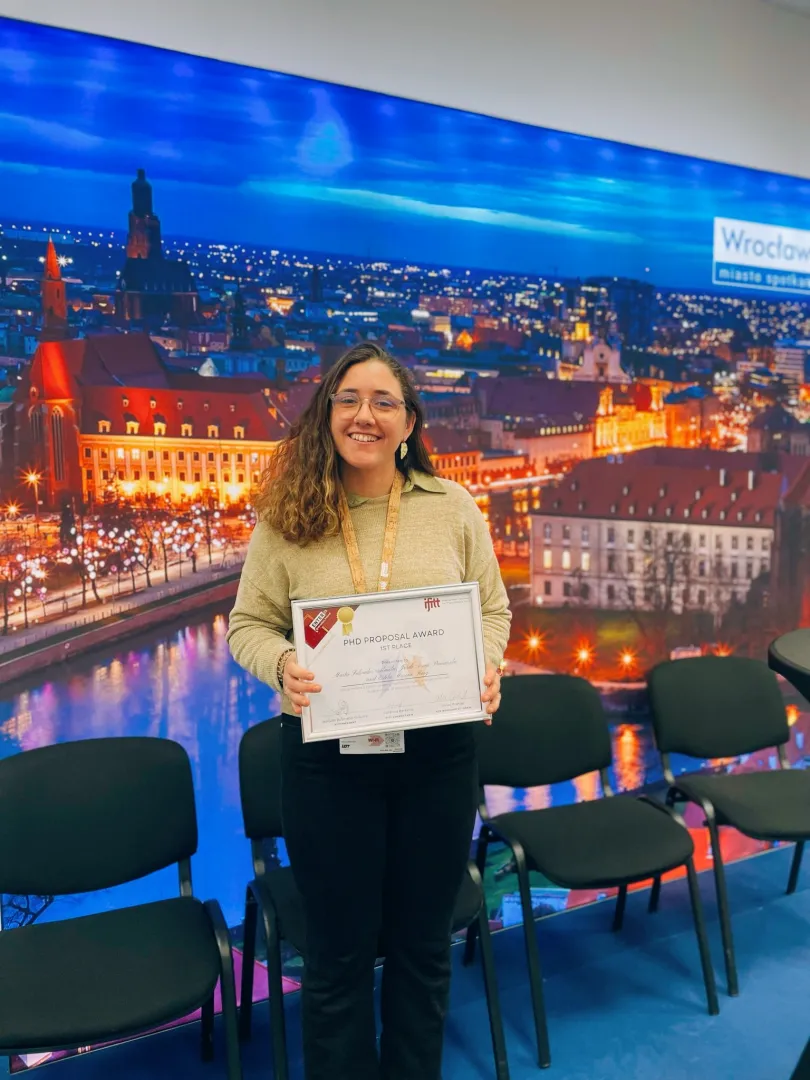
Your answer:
[227,471,511,715]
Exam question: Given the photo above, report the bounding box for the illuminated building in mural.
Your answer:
[115,169,199,326]
[478,373,670,473]
[773,340,810,385]
[586,277,658,349]
[422,428,530,487]
[418,295,476,318]
[11,243,313,507]
[592,383,667,454]
[747,404,810,455]
[530,450,783,614]
[558,340,626,382]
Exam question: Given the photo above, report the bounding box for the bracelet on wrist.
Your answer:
[277,649,294,687]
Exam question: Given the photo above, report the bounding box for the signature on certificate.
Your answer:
[375,657,400,697]
[403,655,428,689]
[371,655,430,696]
[330,699,350,723]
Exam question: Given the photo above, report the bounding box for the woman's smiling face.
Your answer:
[330,360,414,481]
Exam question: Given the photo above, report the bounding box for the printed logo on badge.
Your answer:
[424,597,441,611]
[339,731,405,754]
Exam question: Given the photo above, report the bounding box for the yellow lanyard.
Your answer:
[339,470,404,593]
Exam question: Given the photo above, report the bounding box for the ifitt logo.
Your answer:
[424,597,440,611]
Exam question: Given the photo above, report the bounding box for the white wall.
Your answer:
[3,0,810,178]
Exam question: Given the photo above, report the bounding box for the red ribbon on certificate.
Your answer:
[302,604,358,650]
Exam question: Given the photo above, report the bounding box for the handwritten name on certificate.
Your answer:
[291,584,487,742]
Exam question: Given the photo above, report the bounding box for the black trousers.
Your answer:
[280,715,478,1080]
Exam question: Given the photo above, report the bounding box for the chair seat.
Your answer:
[261,866,482,956]
[491,796,694,889]
[0,897,220,1051]
[673,768,810,841]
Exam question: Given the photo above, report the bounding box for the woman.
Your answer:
[227,342,510,1080]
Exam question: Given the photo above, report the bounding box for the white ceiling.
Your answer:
[763,0,810,15]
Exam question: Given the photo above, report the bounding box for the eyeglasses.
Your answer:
[330,392,405,416]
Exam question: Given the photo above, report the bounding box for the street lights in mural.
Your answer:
[62,522,103,607]
[12,548,48,630]
[191,501,225,567]
[3,502,19,537]
[618,648,638,679]
[522,629,546,663]
[574,640,594,674]
[21,469,43,533]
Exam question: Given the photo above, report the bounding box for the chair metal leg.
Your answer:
[706,819,739,997]
[201,995,215,1063]
[476,903,511,1080]
[221,957,244,1080]
[205,900,244,1080]
[684,857,720,1016]
[464,827,490,967]
[648,875,662,914]
[516,850,551,1069]
[245,881,290,1080]
[787,841,805,896]
[266,921,290,1080]
[462,915,480,968]
[612,885,628,932]
[239,887,258,1041]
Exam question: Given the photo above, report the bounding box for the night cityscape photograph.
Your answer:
[0,15,808,1068]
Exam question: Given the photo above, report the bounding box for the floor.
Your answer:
[28,845,810,1080]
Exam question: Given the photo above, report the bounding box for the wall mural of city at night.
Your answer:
[0,14,808,1068]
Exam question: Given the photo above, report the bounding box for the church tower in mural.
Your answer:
[40,238,69,342]
[115,169,199,327]
[229,288,251,351]
[9,239,83,506]
[125,167,163,260]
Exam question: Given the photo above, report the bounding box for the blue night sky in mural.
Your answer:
[2,16,810,285]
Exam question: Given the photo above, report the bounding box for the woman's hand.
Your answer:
[282,655,322,715]
[481,663,502,726]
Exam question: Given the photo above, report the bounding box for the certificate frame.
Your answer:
[290,582,488,743]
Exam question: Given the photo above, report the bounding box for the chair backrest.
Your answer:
[475,674,611,789]
[0,736,197,897]
[238,717,283,841]
[647,656,790,759]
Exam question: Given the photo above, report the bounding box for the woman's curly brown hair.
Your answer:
[255,342,436,543]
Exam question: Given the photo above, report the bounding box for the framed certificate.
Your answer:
[290,583,488,742]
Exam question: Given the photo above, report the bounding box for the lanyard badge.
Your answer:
[337,470,406,754]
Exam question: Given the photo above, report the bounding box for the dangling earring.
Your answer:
[400,441,408,460]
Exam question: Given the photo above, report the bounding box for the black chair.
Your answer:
[0,737,241,1079]
[237,717,510,1080]
[791,1038,810,1080]
[464,674,719,1070]
[648,655,810,997]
